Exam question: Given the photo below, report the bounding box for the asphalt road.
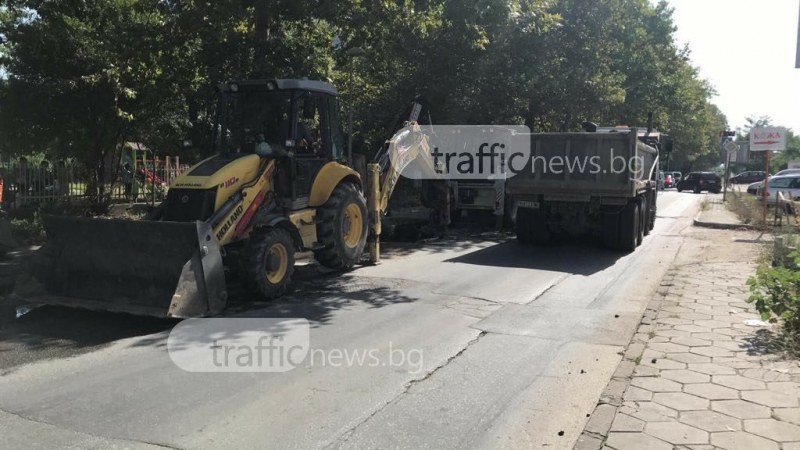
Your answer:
[0,191,703,449]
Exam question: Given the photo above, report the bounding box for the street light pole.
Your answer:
[345,47,365,165]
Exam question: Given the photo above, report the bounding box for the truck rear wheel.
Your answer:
[314,183,368,269]
[637,198,645,245]
[619,201,639,252]
[247,227,295,299]
[641,197,651,236]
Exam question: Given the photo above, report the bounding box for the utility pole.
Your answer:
[720,130,736,202]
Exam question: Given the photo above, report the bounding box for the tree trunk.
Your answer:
[252,0,274,77]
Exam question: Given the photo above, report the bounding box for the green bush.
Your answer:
[748,246,800,334]
[9,212,46,245]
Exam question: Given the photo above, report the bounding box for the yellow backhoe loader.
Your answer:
[13,79,439,318]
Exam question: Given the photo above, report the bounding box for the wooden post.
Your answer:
[723,151,731,202]
[367,163,381,265]
[763,150,771,224]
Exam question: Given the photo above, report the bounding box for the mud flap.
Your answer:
[14,217,227,318]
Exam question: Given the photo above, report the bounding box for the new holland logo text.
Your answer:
[216,204,244,241]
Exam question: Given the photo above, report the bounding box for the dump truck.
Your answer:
[13,79,439,318]
[507,125,667,251]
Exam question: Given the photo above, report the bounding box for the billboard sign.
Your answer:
[750,127,787,152]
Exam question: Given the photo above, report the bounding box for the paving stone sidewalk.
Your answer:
[576,234,800,449]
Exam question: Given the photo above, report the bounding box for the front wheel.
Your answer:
[246,227,295,299]
[314,183,368,269]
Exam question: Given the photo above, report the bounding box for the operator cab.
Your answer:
[214,79,346,205]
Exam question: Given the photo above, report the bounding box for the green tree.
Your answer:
[0,0,199,209]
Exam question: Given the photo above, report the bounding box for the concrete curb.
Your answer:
[692,213,761,231]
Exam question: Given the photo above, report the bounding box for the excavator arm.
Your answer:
[365,100,448,263]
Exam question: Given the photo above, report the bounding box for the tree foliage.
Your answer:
[0,0,733,202]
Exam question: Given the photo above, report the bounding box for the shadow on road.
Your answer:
[444,239,625,276]
[0,304,175,371]
[225,266,417,325]
[0,262,419,367]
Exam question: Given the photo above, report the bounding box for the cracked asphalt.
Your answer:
[0,191,703,449]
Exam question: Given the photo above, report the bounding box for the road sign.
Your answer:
[724,140,738,162]
[750,127,787,152]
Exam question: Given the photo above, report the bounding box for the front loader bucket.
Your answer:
[13,217,227,318]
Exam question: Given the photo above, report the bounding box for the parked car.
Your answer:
[747,181,762,195]
[663,173,674,188]
[676,172,721,193]
[730,171,768,184]
[746,169,800,195]
[755,174,800,205]
[671,172,683,183]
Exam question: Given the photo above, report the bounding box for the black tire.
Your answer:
[314,183,368,269]
[619,201,639,252]
[246,227,295,299]
[712,190,720,194]
[638,197,647,241]
[677,187,683,192]
[515,208,534,245]
[693,185,701,194]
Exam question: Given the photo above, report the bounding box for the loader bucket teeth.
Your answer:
[14,216,227,318]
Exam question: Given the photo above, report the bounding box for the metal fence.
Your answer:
[0,162,189,209]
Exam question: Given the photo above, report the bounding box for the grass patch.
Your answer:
[726,188,766,226]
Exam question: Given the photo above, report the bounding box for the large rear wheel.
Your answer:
[637,198,645,245]
[619,201,639,252]
[314,183,368,269]
[247,227,295,299]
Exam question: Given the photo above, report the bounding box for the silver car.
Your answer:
[747,169,800,195]
[754,174,800,205]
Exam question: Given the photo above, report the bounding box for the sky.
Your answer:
[656,0,800,133]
